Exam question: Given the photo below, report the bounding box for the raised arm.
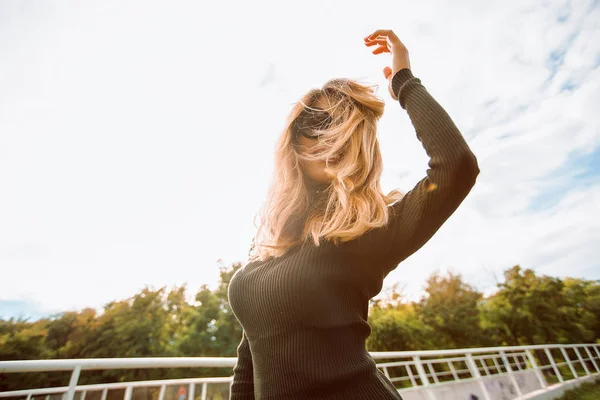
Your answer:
[364,30,479,269]
[230,331,255,400]
[382,68,479,267]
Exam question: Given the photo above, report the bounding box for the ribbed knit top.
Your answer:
[227,69,479,400]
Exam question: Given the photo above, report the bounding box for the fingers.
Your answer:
[365,29,395,40]
[364,38,391,55]
[364,38,388,47]
[365,29,404,49]
[383,67,393,79]
[372,46,390,55]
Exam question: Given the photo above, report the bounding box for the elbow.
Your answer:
[451,150,480,190]
[463,150,480,182]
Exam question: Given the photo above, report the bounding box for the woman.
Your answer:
[227,30,479,400]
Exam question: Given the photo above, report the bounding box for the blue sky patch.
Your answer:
[529,146,600,211]
[0,299,56,321]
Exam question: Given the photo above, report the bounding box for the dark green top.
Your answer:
[227,69,479,400]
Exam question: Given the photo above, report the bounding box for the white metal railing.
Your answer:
[0,343,599,400]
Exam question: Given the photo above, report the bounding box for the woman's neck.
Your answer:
[305,179,331,195]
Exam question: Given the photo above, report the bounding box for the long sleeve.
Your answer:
[230,331,255,400]
[380,68,479,267]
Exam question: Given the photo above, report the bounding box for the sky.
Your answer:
[1,0,599,320]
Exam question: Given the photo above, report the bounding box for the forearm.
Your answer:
[230,331,255,400]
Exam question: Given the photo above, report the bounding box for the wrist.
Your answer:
[392,46,410,72]
[391,68,414,99]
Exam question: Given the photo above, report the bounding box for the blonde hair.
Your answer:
[251,78,403,261]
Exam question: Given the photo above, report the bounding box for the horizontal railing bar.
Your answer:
[0,377,233,398]
[0,357,237,373]
[375,361,414,368]
[389,376,413,382]
[370,343,598,359]
[3,344,596,374]
[378,354,528,369]
[378,357,467,367]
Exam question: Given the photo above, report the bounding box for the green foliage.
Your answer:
[366,266,599,353]
[367,302,433,351]
[416,272,483,349]
[479,266,598,346]
[0,319,49,360]
[1,263,598,392]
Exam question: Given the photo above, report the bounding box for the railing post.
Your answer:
[526,349,547,388]
[544,347,563,382]
[583,346,600,373]
[65,365,82,400]
[413,356,431,387]
[593,344,600,360]
[413,356,436,400]
[382,366,390,378]
[466,353,492,400]
[480,357,491,376]
[406,364,418,387]
[200,382,208,400]
[188,383,195,400]
[592,345,600,371]
[448,361,459,381]
[123,386,132,400]
[511,354,521,371]
[574,346,590,375]
[101,388,108,400]
[492,356,502,374]
[517,353,527,371]
[560,347,578,379]
[427,362,440,384]
[500,351,523,398]
[158,385,166,400]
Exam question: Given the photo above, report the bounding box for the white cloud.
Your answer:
[0,0,599,316]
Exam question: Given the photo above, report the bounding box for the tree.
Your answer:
[0,318,64,391]
[417,272,484,348]
[582,280,600,340]
[46,308,98,359]
[560,278,597,343]
[368,302,433,351]
[480,266,591,346]
[175,262,244,376]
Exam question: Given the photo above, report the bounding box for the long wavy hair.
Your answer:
[251,78,403,261]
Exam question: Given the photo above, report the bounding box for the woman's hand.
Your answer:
[364,30,411,100]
